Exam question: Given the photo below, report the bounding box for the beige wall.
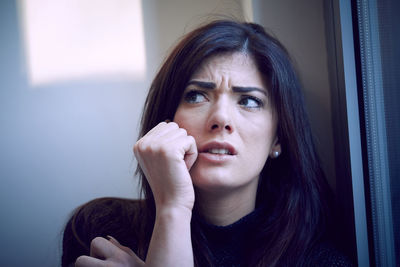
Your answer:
[142,0,246,79]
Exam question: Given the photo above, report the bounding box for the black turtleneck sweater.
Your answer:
[62,198,354,267]
[196,207,262,266]
[196,207,353,266]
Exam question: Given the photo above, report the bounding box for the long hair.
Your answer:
[136,19,332,266]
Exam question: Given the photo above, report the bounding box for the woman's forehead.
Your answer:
[189,52,266,88]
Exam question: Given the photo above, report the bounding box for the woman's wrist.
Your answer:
[146,201,194,267]
[153,190,195,215]
[155,202,193,222]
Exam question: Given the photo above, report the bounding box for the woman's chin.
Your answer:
[190,169,247,194]
[190,169,231,189]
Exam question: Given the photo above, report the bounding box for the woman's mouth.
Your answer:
[197,141,237,163]
[207,148,232,155]
[199,141,237,155]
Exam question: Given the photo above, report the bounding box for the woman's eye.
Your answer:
[183,90,207,103]
[239,96,264,109]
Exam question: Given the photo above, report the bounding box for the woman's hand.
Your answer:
[75,236,144,267]
[133,122,196,266]
[133,121,197,211]
[76,122,196,267]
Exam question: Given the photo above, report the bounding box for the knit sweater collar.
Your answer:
[195,206,265,266]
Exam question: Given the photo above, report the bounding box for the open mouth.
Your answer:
[199,141,237,156]
[207,148,233,155]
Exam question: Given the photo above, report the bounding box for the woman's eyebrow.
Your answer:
[186,80,267,96]
[232,86,267,96]
[186,80,216,89]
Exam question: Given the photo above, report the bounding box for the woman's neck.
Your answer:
[194,184,258,226]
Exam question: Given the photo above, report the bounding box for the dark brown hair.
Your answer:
[135,20,333,266]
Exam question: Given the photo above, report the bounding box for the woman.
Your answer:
[62,20,352,266]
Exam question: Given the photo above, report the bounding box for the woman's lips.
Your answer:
[197,141,237,163]
[207,148,232,155]
[198,141,237,155]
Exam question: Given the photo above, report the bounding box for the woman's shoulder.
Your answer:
[305,241,355,267]
[61,197,146,266]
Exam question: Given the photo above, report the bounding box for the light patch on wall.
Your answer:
[19,0,146,86]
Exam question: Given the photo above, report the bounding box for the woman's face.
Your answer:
[173,52,280,194]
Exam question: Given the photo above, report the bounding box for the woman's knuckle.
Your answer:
[90,236,103,250]
[135,140,153,154]
[168,121,178,128]
[75,255,90,266]
[179,128,187,135]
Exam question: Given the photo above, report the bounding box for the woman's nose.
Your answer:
[207,99,233,133]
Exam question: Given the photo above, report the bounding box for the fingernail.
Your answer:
[106,235,120,244]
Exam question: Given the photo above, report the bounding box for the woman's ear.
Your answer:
[269,137,281,159]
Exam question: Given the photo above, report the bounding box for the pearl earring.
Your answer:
[273,151,280,158]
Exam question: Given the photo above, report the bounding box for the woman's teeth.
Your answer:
[208,148,231,155]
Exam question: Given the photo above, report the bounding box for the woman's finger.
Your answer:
[86,236,145,267]
[182,135,197,170]
[89,237,119,259]
[75,255,105,267]
[145,121,178,140]
[107,235,144,263]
